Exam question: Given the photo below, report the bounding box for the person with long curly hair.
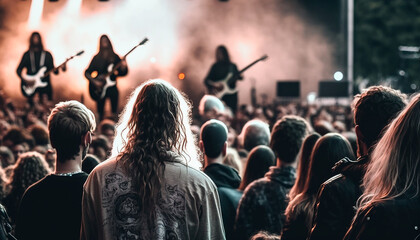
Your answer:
[344,93,420,240]
[81,79,225,240]
[3,151,50,224]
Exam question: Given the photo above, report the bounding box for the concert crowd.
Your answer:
[0,27,418,240]
[1,76,419,240]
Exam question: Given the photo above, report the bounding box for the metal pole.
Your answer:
[348,0,354,98]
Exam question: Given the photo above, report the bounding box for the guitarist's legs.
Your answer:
[96,98,106,121]
[37,85,53,105]
[108,86,119,120]
[222,93,238,115]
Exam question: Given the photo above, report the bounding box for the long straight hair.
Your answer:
[111,79,201,218]
[285,133,355,227]
[288,133,321,200]
[357,93,420,211]
[98,34,115,58]
[29,32,43,51]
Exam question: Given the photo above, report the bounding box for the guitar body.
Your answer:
[206,55,268,100]
[207,72,238,99]
[87,37,148,101]
[88,63,117,101]
[20,66,49,97]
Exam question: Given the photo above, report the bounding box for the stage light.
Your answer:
[334,71,343,81]
[178,73,185,80]
[307,92,317,104]
[28,0,44,29]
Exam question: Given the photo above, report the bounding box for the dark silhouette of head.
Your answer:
[216,45,230,62]
[239,145,275,191]
[200,119,228,158]
[270,115,310,165]
[304,133,355,195]
[98,34,115,56]
[353,86,406,154]
[82,154,100,174]
[29,32,43,51]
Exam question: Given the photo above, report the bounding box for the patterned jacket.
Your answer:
[234,166,296,240]
[80,158,225,240]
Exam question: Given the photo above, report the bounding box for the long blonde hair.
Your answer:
[358,93,420,211]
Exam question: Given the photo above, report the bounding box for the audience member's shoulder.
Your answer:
[167,161,216,188]
[88,157,118,176]
[23,175,49,195]
[323,173,346,187]
[243,177,269,193]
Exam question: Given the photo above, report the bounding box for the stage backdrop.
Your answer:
[0,0,342,113]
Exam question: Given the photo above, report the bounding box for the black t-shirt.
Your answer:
[85,52,128,81]
[16,50,55,84]
[204,61,240,89]
[15,172,88,240]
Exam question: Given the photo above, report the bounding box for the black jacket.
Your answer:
[204,163,241,189]
[309,156,368,240]
[344,195,420,240]
[218,187,243,240]
[204,163,242,239]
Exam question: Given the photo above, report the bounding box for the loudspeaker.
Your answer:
[276,81,300,97]
[318,81,349,97]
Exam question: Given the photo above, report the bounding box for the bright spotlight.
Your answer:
[334,71,344,81]
[307,92,317,104]
[28,0,44,29]
[150,57,156,63]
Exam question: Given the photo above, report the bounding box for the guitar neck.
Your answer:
[238,58,263,74]
[43,60,67,77]
[44,51,82,77]
[107,39,148,76]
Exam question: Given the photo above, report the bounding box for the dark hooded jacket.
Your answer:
[309,156,369,240]
[204,163,241,189]
[204,163,241,240]
[234,166,296,240]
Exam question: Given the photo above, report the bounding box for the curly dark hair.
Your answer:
[353,86,406,148]
[270,115,310,164]
[117,80,193,219]
[6,151,50,203]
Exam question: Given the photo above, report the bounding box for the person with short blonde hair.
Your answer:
[16,100,96,240]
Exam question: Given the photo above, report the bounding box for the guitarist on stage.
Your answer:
[16,32,65,105]
[204,45,242,114]
[85,35,128,121]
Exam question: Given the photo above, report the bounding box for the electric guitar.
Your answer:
[20,50,84,97]
[88,38,148,101]
[207,55,268,99]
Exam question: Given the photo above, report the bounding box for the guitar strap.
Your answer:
[227,64,235,85]
[29,51,46,73]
